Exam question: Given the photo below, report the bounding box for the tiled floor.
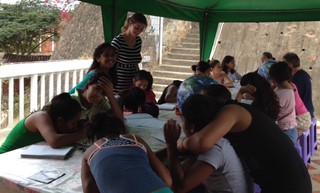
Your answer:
[309,128,320,192]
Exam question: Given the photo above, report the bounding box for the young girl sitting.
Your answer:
[208,59,233,87]
[164,86,248,193]
[176,94,311,193]
[236,72,280,121]
[133,70,157,104]
[69,43,117,94]
[81,112,172,193]
[0,93,86,154]
[71,71,123,123]
[269,62,298,142]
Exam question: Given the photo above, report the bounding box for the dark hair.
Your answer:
[181,94,224,132]
[133,70,153,90]
[282,52,300,68]
[87,43,115,73]
[196,61,211,74]
[87,112,125,142]
[221,55,235,74]
[269,62,292,83]
[42,93,81,131]
[118,87,146,113]
[158,80,182,104]
[208,59,220,68]
[84,71,111,93]
[121,13,148,33]
[262,52,273,60]
[240,72,280,121]
[191,65,197,72]
[201,84,231,104]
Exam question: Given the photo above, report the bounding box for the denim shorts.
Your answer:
[282,127,298,143]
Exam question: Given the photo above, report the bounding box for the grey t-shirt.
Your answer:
[198,138,248,193]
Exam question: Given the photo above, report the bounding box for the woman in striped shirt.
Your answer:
[111,13,148,94]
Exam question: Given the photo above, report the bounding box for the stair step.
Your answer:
[170,48,200,55]
[177,42,200,49]
[182,37,199,43]
[187,34,200,39]
[155,64,193,73]
[153,71,192,79]
[162,58,198,66]
[166,53,199,60]
[153,76,186,86]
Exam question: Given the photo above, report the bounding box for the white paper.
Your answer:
[157,103,177,111]
[21,144,73,160]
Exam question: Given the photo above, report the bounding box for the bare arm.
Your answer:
[181,105,251,153]
[164,120,213,193]
[99,77,124,122]
[29,112,86,148]
[222,74,234,88]
[135,135,172,187]
[81,149,100,193]
[165,85,178,103]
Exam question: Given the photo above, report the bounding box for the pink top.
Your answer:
[274,87,297,130]
[145,89,156,104]
[291,83,308,116]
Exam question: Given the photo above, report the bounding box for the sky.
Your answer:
[0,0,20,4]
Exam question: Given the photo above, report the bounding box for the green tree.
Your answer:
[0,0,61,55]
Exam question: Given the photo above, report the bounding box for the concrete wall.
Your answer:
[213,22,320,118]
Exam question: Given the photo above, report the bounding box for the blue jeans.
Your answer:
[283,127,298,143]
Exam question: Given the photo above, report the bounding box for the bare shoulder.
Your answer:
[220,104,252,132]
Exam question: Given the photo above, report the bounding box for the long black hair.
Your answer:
[181,94,224,132]
[87,43,115,73]
[240,72,280,121]
[87,112,126,142]
[42,92,81,131]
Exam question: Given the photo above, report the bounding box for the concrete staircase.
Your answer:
[152,32,200,99]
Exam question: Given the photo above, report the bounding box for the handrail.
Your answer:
[0,59,92,129]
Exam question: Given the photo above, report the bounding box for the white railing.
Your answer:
[0,59,92,129]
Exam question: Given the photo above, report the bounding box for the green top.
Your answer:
[0,117,44,154]
[71,89,111,120]
[69,71,95,94]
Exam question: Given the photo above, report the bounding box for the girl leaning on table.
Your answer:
[172,92,311,193]
[81,112,173,193]
[0,93,86,154]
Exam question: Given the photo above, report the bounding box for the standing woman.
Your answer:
[221,55,242,82]
[111,13,148,94]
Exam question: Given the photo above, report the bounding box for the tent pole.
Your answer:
[159,17,163,65]
[209,22,224,60]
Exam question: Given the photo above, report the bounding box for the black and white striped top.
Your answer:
[111,34,142,94]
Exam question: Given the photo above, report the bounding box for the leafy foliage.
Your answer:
[0,0,61,55]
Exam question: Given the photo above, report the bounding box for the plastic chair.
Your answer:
[310,118,317,156]
[299,129,311,165]
[294,142,302,158]
[254,183,261,193]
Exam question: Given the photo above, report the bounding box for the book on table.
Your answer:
[21,142,73,160]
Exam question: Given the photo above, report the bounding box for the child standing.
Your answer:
[269,62,298,143]
[81,112,172,193]
[69,43,117,94]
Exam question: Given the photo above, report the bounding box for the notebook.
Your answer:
[21,143,73,160]
[28,170,65,184]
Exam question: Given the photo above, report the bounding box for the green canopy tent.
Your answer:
[79,0,320,60]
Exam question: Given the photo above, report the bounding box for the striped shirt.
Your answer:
[111,34,142,94]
